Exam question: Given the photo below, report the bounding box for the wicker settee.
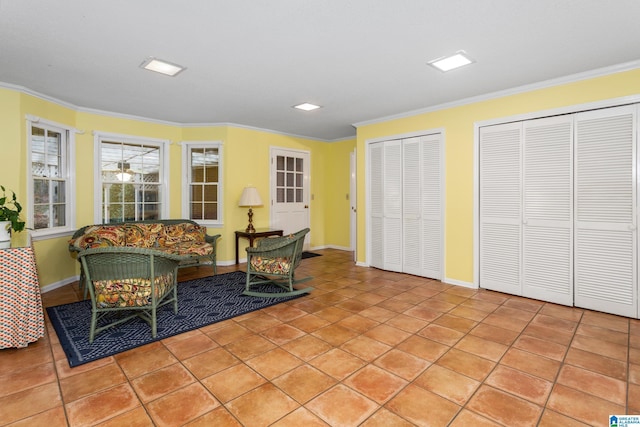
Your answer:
[69,219,221,281]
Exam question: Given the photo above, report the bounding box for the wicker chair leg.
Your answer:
[151,308,157,338]
[89,312,98,343]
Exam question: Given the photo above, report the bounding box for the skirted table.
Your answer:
[0,233,45,348]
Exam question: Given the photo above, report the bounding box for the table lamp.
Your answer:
[238,186,263,233]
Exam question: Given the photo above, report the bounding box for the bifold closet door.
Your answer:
[369,135,442,278]
[479,122,522,295]
[383,140,403,272]
[522,116,573,305]
[369,142,384,269]
[574,105,638,318]
[402,134,442,279]
[368,139,403,272]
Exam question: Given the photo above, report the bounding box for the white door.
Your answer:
[383,140,403,272]
[368,134,443,277]
[574,105,638,318]
[350,150,357,259]
[369,142,384,269]
[421,133,443,280]
[270,148,311,249]
[522,115,573,305]
[401,134,443,279]
[479,122,523,295]
[402,137,422,276]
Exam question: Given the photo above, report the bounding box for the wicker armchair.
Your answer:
[244,228,313,297]
[79,247,186,343]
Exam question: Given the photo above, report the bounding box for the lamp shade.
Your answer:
[239,187,263,207]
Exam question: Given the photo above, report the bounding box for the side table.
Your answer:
[235,228,283,264]
[0,233,45,348]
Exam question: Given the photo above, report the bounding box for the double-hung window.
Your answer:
[182,141,222,226]
[28,117,76,238]
[94,132,168,223]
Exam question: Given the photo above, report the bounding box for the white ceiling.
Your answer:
[1,0,640,141]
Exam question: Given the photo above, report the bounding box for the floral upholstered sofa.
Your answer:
[69,219,221,274]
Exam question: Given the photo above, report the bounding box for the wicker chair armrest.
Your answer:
[246,228,309,257]
[205,234,221,245]
[249,236,295,253]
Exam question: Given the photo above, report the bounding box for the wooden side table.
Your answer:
[235,228,283,264]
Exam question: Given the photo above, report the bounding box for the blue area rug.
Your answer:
[47,271,306,367]
[301,252,322,259]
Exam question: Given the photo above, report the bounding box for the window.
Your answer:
[94,132,168,223]
[28,118,75,238]
[182,142,222,225]
[276,154,304,203]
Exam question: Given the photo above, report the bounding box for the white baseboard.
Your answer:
[41,276,79,294]
[45,247,356,293]
[309,245,353,251]
[443,277,477,289]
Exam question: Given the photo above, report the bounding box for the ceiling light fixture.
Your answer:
[428,51,474,72]
[293,103,322,111]
[140,57,186,76]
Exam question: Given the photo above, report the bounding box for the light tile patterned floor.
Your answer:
[1,249,639,426]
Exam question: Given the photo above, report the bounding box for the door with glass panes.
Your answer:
[270,148,310,249]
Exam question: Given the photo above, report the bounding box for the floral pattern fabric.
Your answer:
[71,221,212,259]
[161,223,206,246]
[250,256,291,274]
[125,223,165,248]
[159,241,213,257]
[93,273,174,308]
[69,225,126,249]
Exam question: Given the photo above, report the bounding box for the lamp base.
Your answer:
[245,207,256,233]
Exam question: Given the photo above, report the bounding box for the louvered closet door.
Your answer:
[402,137,422,276]
[421,134,442,279]
[522,116,573,305]
[479,122,522,295]
[369,142,384,269]
[574,105,638,318]
[383,140,403,272]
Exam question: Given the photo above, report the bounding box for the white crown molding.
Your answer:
[0,81,356,142]
[353,59,640,128]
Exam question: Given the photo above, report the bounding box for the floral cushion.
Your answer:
[160,241,213,257]
[69,225,126,249]
[161,223,206,246]
[125,223,165,248]
[250,256,291,274]
[93,273,174,308]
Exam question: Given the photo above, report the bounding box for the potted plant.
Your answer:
[0,186,26,242]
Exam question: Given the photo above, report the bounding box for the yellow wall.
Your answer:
[5,66,640,289]
[356,68,640,284]
[0,89,354,289]
[324,139,357,248]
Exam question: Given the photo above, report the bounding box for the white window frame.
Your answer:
[26,115,77,240]
[93,131,170,223]
[181,141,223,228]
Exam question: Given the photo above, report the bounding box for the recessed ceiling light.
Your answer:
[428,51,474,72]
[140,57,186,76]
[293,103,322,111]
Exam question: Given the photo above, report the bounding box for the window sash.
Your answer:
[29,122,72,234]
[94,133,168,224]
[183,142,222,225]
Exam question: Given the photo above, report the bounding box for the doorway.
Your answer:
[270,147,311,249]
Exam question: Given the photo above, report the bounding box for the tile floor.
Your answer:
[1,248,639,426]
